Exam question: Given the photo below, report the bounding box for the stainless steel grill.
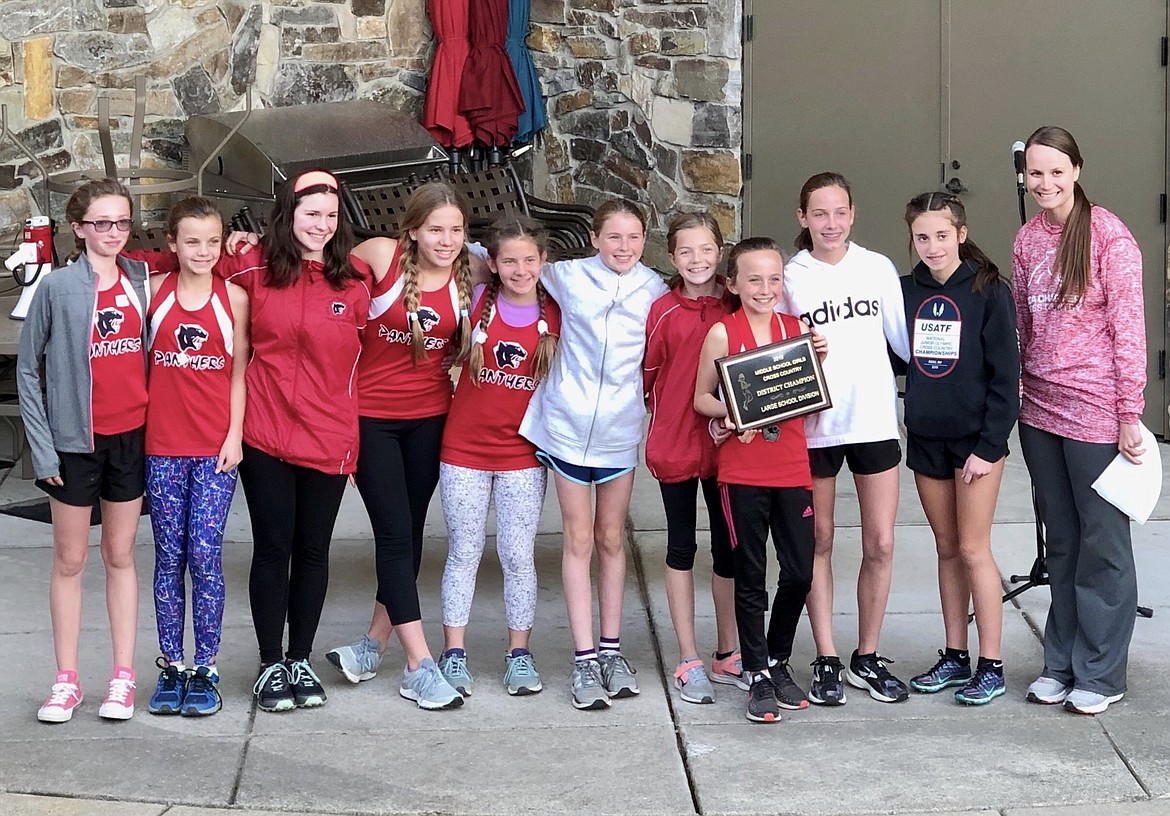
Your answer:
[185,100,449,208]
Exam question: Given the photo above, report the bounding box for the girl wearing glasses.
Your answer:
[19,178,151,723]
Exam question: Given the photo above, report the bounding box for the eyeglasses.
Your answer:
[80,219,133,233]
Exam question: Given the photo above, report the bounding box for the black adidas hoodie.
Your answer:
[900,259,1020,462]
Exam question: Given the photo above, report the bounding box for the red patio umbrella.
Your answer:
[423,0,474,149]
[458,0,524,146]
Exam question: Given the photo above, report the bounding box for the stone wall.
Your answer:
[0,0,744,264]
[527,0,742,267]
[0,0,431,242]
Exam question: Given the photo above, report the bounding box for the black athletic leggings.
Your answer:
[355,414,445,625]
[659,476,734,577]
[240,444,348,665]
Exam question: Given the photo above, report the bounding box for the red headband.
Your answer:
[293,170,339,193]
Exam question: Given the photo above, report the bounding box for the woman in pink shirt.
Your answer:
[1013,126,1146,716]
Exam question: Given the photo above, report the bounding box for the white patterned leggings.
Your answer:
[439,463,546,631]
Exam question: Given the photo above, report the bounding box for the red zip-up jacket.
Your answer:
[643,282,726,483]
[219,246,372,475]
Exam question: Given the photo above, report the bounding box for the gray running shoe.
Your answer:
[599,652,640,699]
[571,659,610,710]
[438,651,474,697]
[325,635,383,684]
[673,657,715,704]
[400,658,464,710]
[503,652,543,696]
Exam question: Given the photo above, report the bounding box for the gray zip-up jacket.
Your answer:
[519,254,668,468]
[17,253,150,480]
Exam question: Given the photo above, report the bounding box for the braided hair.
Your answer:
[467,215,558,384]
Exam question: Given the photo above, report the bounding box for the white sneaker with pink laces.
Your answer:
[38,671,83,723]
[98,667,136,720]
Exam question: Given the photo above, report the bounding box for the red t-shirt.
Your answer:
[90,275,148,436]
[358,244,461,419]
[145,273,234,457]
[716,309,812,489]
[441,289,561,471]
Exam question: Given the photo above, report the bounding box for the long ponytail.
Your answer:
[1025,126,1092,306]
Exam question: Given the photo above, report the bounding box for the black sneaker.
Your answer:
[770,661,809,710]
[910,649,972,693]
[746,674,781,723]
[253,663,295,712]
[846,650,910,703]
[286,659,327,708]
[808,655,847,706]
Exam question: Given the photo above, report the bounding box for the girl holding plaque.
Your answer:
[900,192,1019,706]
[644,212,740,705]
[780,172,911,707]
[694,237,825,723]
[1014,127,1146,716]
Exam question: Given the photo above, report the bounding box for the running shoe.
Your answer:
[325,634,383,683]
[503,651,543,696]
[438,650,474,697]
[1026,675,1072,705]
[400,658,464,710]
[98,667,136,720]
[37,672,83,723]
[181,665,222,716]
[673,658,715,705]
[746,674,781,723]
[286,659,327,708]
[910,649,972,693]
[711,650,747,690]
[571,659,610,710]
[253,663,295,712]
[148,657,186,715]
[770,661,809,710]
[954,665,1006,705]
[846,651,910,703]
[599,652,639,698]
[1064,689,1124,715]
[808,655,847,706]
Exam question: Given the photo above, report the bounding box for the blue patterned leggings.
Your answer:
[146,455,238,665]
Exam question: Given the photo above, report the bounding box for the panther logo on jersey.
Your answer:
[175,324,209,353]
[493,340,528,370]
[415,306,441,332]
[95,307,124,339]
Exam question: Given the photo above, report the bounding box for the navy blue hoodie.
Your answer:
[901,259,1020,462]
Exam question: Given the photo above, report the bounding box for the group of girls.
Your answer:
[20,121,1146,724]
[641,124,1144,722]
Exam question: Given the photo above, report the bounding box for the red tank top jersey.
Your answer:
[441,291,562,471]
[145,273,234,457]
[358,243,461,419]
[90,274,148,436]
[717,310,812,489]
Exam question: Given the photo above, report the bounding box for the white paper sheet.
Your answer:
[1090,423,1163,524]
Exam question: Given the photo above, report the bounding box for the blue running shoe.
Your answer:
[148,657,186,715]
[954,664,1006,705]
[910,650,972,693]
[438,650,474,697]
[181,665,222,716]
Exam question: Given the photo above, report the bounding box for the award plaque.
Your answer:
[715,335,832,432]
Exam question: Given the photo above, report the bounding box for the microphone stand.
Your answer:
[1001,177,1153,619]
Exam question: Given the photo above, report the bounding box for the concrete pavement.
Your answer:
[1,427,1168,816]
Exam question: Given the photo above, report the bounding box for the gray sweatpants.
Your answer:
[1019,423,1137,696]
